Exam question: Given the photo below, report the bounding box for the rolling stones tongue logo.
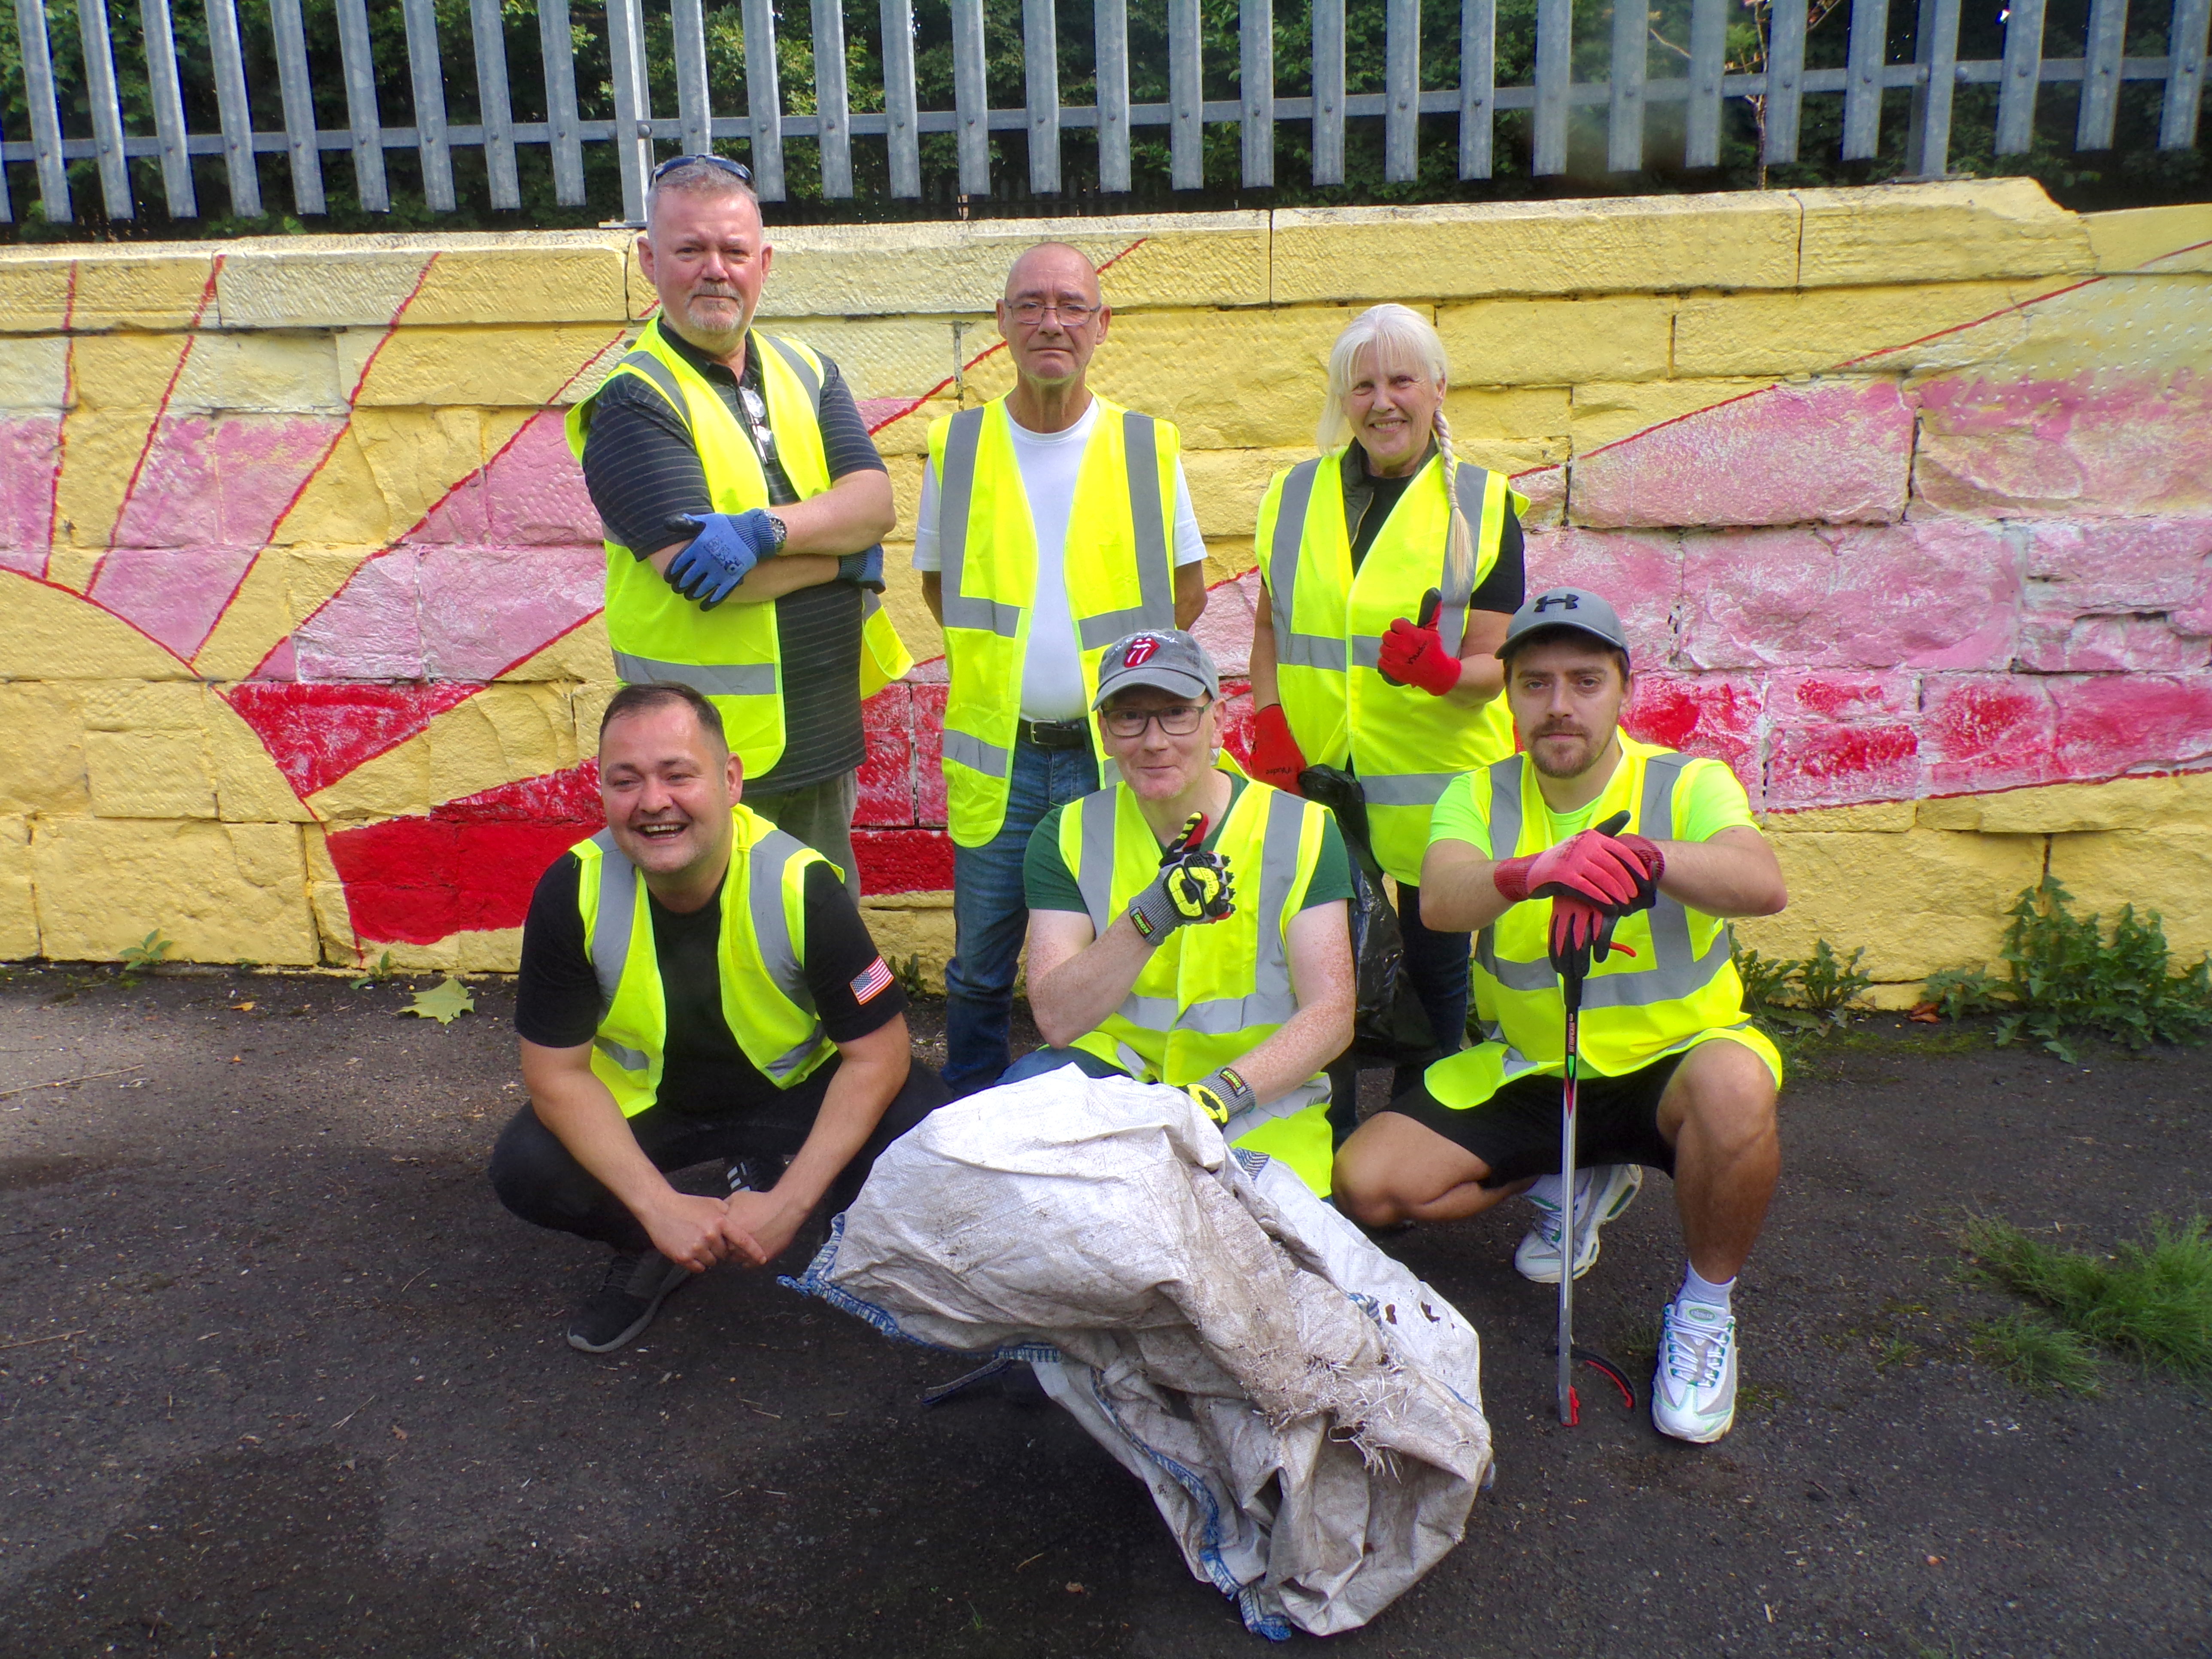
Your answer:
[1122,635,1164,666]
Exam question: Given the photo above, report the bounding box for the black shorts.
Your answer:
[1381,1054,1684,1188]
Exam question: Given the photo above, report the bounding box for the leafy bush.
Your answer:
[1962,1214,2212,1378]
[1735,939,1871,1033]
[1920,878,2212,1060]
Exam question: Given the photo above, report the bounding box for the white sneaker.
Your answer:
[1514,1164,1644,1283]
[1652,1299,1738,1444]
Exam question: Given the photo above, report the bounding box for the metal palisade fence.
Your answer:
[2,0,2206,224]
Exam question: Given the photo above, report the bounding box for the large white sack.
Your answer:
[780,1069,1494,1638]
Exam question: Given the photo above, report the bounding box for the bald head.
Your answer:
[998,242,1109,399]
[1004,241,1102,307]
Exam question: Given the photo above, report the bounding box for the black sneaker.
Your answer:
[567,1248,692,1354]
[726,1156,787,1195]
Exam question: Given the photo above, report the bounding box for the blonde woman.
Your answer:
[1249,303,1529,1100]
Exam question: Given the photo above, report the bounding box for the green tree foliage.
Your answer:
[3,0,2205,238]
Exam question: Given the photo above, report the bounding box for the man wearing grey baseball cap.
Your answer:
[1002,629,1358,1196]
[1333,587,1791,1444]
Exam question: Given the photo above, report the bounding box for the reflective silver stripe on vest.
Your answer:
[744,825,829,1081]
[587,827,635,1011]
[934,408,1021,637]
[759,334,822,413]
[1076,788,1119,933]
[1360,770,1462,807]
[1266,459,1347,672]
[611,653,779,698]
[943,729,1012,779]
[596,1036,649,1072]
[1474,752,1734,1009]
[617,349,689,427]
[1119,410,1175,628]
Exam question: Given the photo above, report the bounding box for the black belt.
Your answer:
[1018,717,1093,752]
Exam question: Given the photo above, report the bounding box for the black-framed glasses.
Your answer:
[651,154,754,185]
[1101,702,1209,740]
[1004,298,1101,326]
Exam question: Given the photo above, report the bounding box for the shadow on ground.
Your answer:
[0,965,2206,1657]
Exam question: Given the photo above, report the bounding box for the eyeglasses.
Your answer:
[651,153,754,185]
[1003,298,1101,326]
[1101,702,1209,739]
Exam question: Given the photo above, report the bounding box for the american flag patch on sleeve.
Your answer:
[849,957,894,1004]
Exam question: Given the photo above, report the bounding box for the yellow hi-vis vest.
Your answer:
[565,320,912,777]
[1057,775,1337,1195]
[1426,735,1781,1110]
[929,395,1180,848]
[1254,448,1525,886]
[574,803,836,1116]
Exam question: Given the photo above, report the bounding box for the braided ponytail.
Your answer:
[1433,404,1475,646]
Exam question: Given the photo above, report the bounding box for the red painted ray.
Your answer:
[225,680,484,799]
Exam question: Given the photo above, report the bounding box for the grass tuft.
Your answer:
[1969,1311,2104,1396]
[1961,1214,2212,1377]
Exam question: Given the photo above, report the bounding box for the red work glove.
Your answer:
[1493,830,1651,909]
[1376,615,1462,697]
[1612,830,1666,905]
[1246,703,1308,793]
[1548,895,1619,962]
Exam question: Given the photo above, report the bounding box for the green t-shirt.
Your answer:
[1025,775,1356,917]
[1427,747,1756,858]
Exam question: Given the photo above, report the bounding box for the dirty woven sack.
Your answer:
[781,1069,1493,1638]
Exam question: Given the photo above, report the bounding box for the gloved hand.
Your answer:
[1376,594,1462,696]
[665,510,783,610]
[837,546,885,592]
[1246,704,1308,793]
[1184,1065,1255,1128]
[1493,828,1650,910]
[1612,829,1666,901]
[1126,814,1236,942]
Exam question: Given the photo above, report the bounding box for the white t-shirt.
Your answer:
[912,400,1209,722]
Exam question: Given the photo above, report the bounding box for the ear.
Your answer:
[726,750,744,800]
[758,242,774,278]
[1094,301,1111,343]
[636,232,656,281]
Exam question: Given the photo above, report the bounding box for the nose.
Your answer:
[635,775,674,814]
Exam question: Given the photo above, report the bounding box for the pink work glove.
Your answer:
[1493,829,1651,910]
[1376,614,1462,697]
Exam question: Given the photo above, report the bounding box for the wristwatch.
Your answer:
[764,512,789,553]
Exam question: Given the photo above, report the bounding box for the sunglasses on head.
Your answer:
[650,153,755,184]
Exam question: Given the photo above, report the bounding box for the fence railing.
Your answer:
[4,0,2207,225]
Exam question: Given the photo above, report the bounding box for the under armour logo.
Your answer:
[1122,634,1164,666]
[1532,592,1580,613]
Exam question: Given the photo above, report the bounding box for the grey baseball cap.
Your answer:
[1499,587,1632,662]
[1092,629,1221,708]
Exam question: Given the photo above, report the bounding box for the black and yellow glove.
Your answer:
[1183,1066,1256,1128]
[1126,813,1237,941]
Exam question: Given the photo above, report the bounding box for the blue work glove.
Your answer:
[665,510,781,611]
[838,546,886,592]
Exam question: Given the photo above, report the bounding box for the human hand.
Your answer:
[1126,815,1236,942]
[1246,704,1308,793]
[1493,827,1651,910]
[1376,591,1460,696]
[665,509,783,610]
[641,1191,744,1273]
[721,1188,807,1267]
[837,546,885,591]
[1610,829,1666,900]
[1183,1066,1256,1128]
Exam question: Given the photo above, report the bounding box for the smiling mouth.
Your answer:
[634,822,690,840]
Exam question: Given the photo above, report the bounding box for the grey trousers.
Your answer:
[746,768,861,901]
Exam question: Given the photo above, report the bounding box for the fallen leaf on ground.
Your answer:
[391,1425,410,1442]
[231,1001,255,1012]
[403,978,476,1025]
[1907,1002,1942,1024]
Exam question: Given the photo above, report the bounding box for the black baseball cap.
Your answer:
[1092,629,1220,707]
[1498,587,1632,663]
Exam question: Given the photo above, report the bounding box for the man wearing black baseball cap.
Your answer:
[1333,587,1792,1444]
[1003,629,1358,1196]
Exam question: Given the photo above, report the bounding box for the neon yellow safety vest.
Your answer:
[1254,448,1525,886]
[929,395,1180,848]
[1057,775,1337,1196]
[566,320,911,778]
[1426,735,1780,1110]
[574,804,836,1116]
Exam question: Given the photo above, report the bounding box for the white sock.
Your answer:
[1677,1264,1735,1311]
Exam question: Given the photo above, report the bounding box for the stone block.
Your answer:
[1271,192,1802,303]
[912,683,948,827]
[1765,722,1921,810]
[1678,520,2019,671]
[0,570,194,680]
[1204,538,1258,585]
[205,695,316,823]
[1572,378,1913,529]
[0,337,71,410]
[1183,447,1305,539]
[502,616,617,685]
[1443,386,1574,455]
[1793,179,2097,288]
[1087,309,1357,450]
[1437,295,1674,385]
[0,414,61,562]
[339,323,632,408]
[1619,672,1762,794]
[458,927,525,974]
[2048,827,2212,959]
[170,331,347,415]
[249,427,392,548]
[2082,203,2212,274]
[69,331,200,413]
[0,816,36,957]
[2048,672,2212,782]
[1917,772,2204,834]
[1191,569,1261,678]
[1522,526,1682,663]
[857,898,955,989]
[31,817,317,964]
[350,409,488,543]
[856,684,917,828]
[0,684,88,814]
[1746,826,2047,983]
[425,686,576,806]
[1920,674,2059,797]
[1758,802,1917,833]
[307,725,434,826]
[772,316,966,402]
[216,232,633,328]
[84,730,216,818]
[1911,365,2212,519]
[1670,282,2044,378]
[2016,611,2206,673]
[0,247,217,331]
[760,213,1271,317]
[50,409,158,554]
[2023,517,2212,612]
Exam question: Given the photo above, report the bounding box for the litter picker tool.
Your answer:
[1551,810,1640,1426]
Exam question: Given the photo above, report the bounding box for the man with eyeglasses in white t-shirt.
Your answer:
[916,242,1211,1095]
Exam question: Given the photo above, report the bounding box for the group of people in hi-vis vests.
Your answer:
[491,154,1793,1448]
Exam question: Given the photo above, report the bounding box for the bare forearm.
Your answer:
[1653,832,1788,918]
[1248,604,1281,707]
[775,1052,903,1213]
[921,569,943,625]
[1443,652,1504,707]
[1030,921,1154,1047]
[775,471,896,556]
[524,1059,678,1223]
[1174,563,1208,629]
[1228,999,1352,1106]
[1418,845,1514,932]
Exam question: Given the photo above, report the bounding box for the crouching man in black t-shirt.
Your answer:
[490,682,945,1354]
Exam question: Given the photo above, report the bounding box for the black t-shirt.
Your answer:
[515,850,906,1115]
[579,328,888,794]
[1340,444,1525,612]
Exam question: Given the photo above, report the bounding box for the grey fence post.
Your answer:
[2075,0,2129,148]
[1170,0,1204,188]
[1606,0,1646,171]
[1460,0,1496,178]
[883,0,924,196]
[673,0,716,158]
[205,0,261,216]
[1763,0,1807,164]
[1994,0,2046,153]
[1243,0,1276,188]
[1531,0,1572,175]
[268,0,328,215]
[952,0,991,194]
[401,0,455,211]
[816,0,856,197]
[471,0,521,209]
[539,0,587,206]
[741,0,787,200]
[334,0,391,210]
[1907,0,1962,175]
[1842,0,1891,159]
[1683,0,1726,166]
[608,0,655,217]
[1385,0,1419,181]
[2162,0,2209,148]
[1025,0,1063,193]
[77,0,136,219]
[1097,0,1133,189]
[1312,0,1346,182]
[18,0,72,222]
[142,0,199,216]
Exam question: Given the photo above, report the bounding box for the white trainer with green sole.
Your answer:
[1513,1163,1645,1283]
[1651,1298,1738,1443]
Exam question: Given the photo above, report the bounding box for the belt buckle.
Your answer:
[1028,718,1087,752]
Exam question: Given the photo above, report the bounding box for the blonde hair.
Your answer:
[1317,304,1476,619]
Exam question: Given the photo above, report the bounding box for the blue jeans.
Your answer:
[942,734,1101,1091]
[1000,1046,1127,1086]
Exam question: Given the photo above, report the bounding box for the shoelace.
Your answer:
[1665,1314,1731,1387]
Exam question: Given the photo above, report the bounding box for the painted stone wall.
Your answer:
[0,180,2207,1005]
